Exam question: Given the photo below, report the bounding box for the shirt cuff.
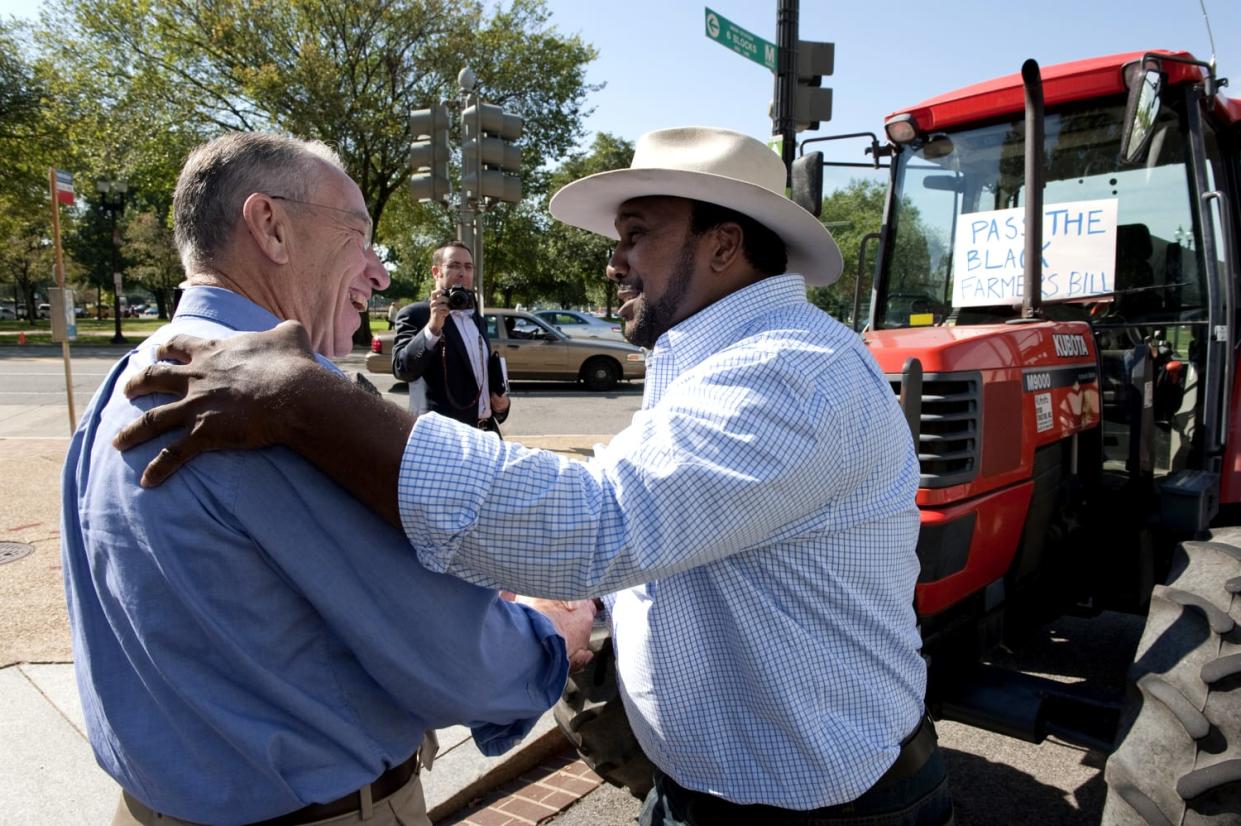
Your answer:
[398,413,504,573]
[424,327,440,347]
[469,605,568,756]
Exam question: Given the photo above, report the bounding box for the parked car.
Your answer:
[0,306,15,320]
[367,308,644,391]
[534,309,626,341]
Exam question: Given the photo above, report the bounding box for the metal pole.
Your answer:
[109,195,127,344]
[775,0,799,184]
[473,93,484,303]
[474,203,485,313]
[1021,59,1045,320]
[48,167,76,432]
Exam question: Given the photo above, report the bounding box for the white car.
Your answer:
[535,309,626,341]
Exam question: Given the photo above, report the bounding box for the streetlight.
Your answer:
[96,178,129,344]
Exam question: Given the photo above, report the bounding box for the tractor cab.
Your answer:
[871,52,1237,509]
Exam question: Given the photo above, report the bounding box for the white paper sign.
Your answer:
[952,198,1118,307]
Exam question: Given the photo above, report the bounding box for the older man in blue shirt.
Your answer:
[61,132,594,826]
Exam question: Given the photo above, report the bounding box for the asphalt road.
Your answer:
[0,345,643,438]
[0,344,1144,823]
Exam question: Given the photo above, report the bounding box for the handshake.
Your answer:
[503,592,599,671]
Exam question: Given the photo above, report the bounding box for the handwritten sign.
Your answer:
[952,198,1118,307]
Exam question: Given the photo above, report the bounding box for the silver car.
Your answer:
[367,308,644,392]
[534,309,626,341]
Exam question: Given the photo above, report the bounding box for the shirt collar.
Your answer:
[655,273,807,376]
[171,285,339,373]
[173,286,284,333]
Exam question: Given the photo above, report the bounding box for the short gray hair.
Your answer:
[172,132,344,270]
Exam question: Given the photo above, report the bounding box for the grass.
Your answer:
[0,317,165,346]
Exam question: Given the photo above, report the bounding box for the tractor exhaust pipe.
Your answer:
[1021,59,1044,320]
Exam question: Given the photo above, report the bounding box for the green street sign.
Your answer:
[704,7,777,72]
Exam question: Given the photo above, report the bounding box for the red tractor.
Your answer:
[557,51,1241,824]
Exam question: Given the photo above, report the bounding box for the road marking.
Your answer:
[0,372,111,377]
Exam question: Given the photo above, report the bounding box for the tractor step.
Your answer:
[933,663,1121,753]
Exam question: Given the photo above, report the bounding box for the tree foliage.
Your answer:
[123,210,181,318]
[810,178,932,328]
[42,0,598,235]
[28,0,601,333]
[540,132,634,314]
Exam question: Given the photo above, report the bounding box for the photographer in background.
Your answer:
[392,241,509,432]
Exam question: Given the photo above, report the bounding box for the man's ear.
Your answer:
[241,193,290,265]
[706,222,743,274]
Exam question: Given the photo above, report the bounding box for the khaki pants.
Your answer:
[113,733,438,826]
[114,775,430,826]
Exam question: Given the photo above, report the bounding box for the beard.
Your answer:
[624,238,697,349]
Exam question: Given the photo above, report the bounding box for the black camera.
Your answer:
[446,285,475,311]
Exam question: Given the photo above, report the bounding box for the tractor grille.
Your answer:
[889,372,981,488]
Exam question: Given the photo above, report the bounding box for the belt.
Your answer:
[870,713,938,792]
[250,752,420,826]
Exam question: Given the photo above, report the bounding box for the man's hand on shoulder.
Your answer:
[113,321,327,487]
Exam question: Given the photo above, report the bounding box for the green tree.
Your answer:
[541,132,634,314]
[41,0,598,342]
[123,210,182,319]
[0,19,53,205]
[810,179,932,328]
[0,20,75,319]
[0,211,54,320]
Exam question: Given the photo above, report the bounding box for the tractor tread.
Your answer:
[1113,777,1175,826]
[1136,674,1210,740]
[1201,653,1241,685]
[554,627,656,798]
[1177,759,1241,801]
[1162,586,1236,634]
[1102,531,1241,825]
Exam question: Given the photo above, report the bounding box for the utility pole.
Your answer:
[774,0,799,185]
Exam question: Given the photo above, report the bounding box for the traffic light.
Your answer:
[461,102,523,203]
[794,40,833,132]
[409,104,450,203]
[791,151,823,217]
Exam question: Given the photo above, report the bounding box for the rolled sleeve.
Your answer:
[399,413,504,573]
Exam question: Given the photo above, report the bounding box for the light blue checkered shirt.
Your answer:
[399,274,925,808]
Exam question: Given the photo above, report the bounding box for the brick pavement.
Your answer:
[439,750,606,826]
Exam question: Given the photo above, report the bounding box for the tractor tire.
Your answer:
[1102,528,1241,825]
[554,626,656,799]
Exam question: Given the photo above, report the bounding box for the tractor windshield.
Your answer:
[876,99,1208,330]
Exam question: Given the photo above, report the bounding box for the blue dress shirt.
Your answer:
[61,287,567,825]
[397,274,926,810]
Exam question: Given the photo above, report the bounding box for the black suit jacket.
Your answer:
[392,301,508,428]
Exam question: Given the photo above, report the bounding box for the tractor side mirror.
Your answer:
[1120,65,1162,164]
[791,151,824,217]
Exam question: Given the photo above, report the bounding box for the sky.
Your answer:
[3,0,1238,176]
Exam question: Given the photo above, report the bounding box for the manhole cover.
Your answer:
[0,542,34,565]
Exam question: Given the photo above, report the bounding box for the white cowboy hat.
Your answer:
[548,126,842,287]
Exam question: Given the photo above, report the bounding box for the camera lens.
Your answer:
[446,287,474,311]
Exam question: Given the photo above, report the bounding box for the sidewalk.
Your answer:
[0,433,613,825]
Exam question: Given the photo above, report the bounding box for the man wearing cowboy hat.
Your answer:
[114,127,950,825]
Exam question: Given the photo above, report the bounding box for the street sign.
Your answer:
[704,7,777,72]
